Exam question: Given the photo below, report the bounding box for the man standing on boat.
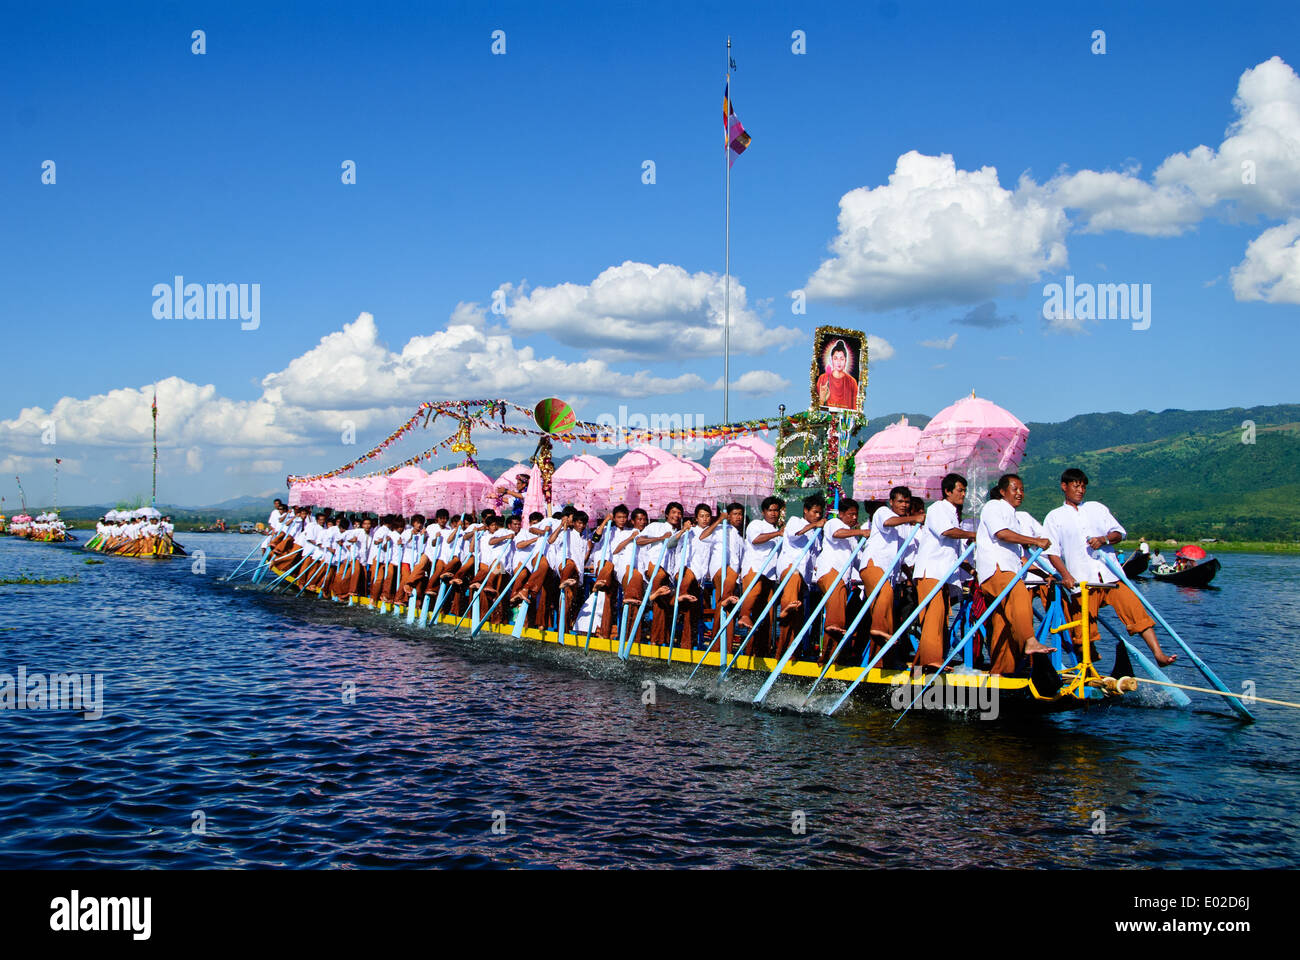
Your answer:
[912,474,977,670]
[775,493,826,653]
[861,487,925,662]
[735,496,785,654]
[976,474,1056,675]
[1043,468,1178,667]
[813,497,870,665]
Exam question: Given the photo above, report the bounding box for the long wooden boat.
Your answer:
[269,570,1136,717]
[1153,555,1220,588]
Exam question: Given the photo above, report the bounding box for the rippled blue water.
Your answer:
[0,532,1296,868]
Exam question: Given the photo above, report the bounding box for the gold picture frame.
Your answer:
[810,325,866,413]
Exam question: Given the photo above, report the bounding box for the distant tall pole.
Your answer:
[15,475,26,513]
[151,385,158,507]
[53,459,60,511]
[723,36,732,423]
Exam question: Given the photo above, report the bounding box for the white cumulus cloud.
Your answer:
[498,261,801,362]
[1231,218,1300,303]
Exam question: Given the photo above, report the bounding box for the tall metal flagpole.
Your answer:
[723,36,732,424]
[151,385,158,507]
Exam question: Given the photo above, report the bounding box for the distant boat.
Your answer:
[1121,551,1150,578]
[1152,544,1220,587]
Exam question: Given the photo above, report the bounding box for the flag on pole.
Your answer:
[723,80,751,168]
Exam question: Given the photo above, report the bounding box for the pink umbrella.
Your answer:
[404,473,448,515]
[431,465,494,516]
[522,464,547,518]
[911,394,1029,502]
[639,458,708,516]
[704,436,775,503]
[552,454,606,506]
[383,466,428,514]
[853,417,923,502]
[577,461,615,515]
[609,444,673,510]
[288,481,310,507]
[356,476,390,514]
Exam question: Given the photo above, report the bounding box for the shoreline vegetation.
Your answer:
[1120,540,1300,555]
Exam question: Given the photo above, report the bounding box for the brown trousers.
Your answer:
[735,572,774,655]
[913,577,951,667]
[861,560,896,639]
[710,567,740,647]
[981,569,1035,675]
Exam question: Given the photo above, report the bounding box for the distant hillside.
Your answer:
[1017,416,1300,542]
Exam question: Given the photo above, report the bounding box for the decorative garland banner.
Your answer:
[287,398,783,487]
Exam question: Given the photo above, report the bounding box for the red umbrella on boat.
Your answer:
[1176,544,1208,561]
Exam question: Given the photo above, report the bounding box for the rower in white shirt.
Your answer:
[632,502,687,646]
[1043,467,1177,666]
[735,496,785,655]
[912,473,978,669]
[810,498,870,663]
[775,493,827,653]
[861,487,925,653]
[975,474,1055,675]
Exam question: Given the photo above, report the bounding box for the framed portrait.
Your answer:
[810,326,866,413]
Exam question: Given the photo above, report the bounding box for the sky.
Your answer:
[2,0,1299,507]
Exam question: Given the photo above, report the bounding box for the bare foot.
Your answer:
[737,617,753,629]
[1024,640,1057,655]
[780,601,801,617]
[677,593,697,604]
[560,578,578,589]
[722,596,739,608]
[1154,651,1178,666]
[649,586,673,602]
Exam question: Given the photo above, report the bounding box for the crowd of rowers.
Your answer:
[86,512,181,556]
[258,466,1177,676]
[5,512,71,541]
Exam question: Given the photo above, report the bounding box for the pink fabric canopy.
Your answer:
[551,454,607,507]
[911,395,1029,501]
[404,474,448,515]
[355,476,391,513]
[609,444,673,510]
[420,466,494,516]
[638,458,708,516]
[383,466,428,514]
[522,463,547,519]
[704,436,775,503]
[853,417,923,501]
[578,462,615,516]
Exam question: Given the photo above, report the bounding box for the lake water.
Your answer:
[1,532,1296,868]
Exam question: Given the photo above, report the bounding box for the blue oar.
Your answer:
[825,542,976,716]
[226,542,264,581]
[583,525,623,649]
[555,527,573,645]
[801,525,920,706]
[753,536,867,705]
[512,541,544,638]
[664,530,693,661]
[265,554,306,590]
[685,541,781,683]
[611,541,640,651]
[471,561,531,637]
[1092,613,1192,708]
[719,533,821,681]
[428,529,472,626]
[1102,555,1253,721]
[619,538,671,659]
[892,548,1044,726]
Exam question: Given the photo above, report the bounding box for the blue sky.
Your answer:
[3,0,1299,506]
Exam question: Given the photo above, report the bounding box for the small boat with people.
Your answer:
[4,512,76,543]
[84,508,186,558]
[1152,544,1221,587]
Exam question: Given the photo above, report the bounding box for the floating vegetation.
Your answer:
[0,575,80,586]
[83,559,104,565]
